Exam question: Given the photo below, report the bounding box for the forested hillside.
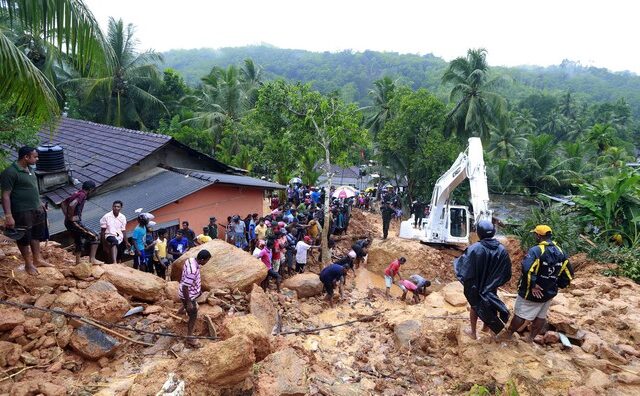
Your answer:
[163,46,640,115]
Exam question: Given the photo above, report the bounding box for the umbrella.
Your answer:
[332,186,357,199]
[289,177,302,185]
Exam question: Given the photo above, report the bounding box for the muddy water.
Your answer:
[354,266,403,297]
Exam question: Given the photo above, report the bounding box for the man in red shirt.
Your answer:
[384,257,406,297]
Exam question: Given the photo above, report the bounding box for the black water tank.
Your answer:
[36,144,66,172]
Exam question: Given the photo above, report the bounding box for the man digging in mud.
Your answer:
[178,249,212,348]
[319,263,348,308]
[454,220,512,340]
[506,225,574,343]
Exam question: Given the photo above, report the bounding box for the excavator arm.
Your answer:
[399,137,491,244]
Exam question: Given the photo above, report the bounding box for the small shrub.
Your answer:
[590,246,640,283]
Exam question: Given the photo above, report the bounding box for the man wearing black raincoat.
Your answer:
[454,220,512,338]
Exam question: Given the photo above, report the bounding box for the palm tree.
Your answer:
[0,0,112,121]
[512,109,537,135]
[489,118,527,159]
[240,58,263,108]
[183,65,248,147]
[558,91,576,120]
[586,123,615,154]
[67,17,165,129]
[517,134,576,194]
[363,76,396,137]
[442,48,506,141]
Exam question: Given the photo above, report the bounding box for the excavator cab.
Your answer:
[447,206,470,242]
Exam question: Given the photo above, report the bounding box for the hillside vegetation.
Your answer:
[162,46,640,115]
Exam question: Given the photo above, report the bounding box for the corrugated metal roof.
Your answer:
[47,169,210,235]
[173,168,285,190]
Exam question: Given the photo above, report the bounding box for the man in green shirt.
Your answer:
[206,217,218,239]
[1,146,52,275]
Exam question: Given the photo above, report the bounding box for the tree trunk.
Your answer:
[321,144,332,267]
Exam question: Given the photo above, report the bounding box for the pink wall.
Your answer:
[125,184,265,235]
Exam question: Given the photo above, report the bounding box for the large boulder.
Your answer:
[393,319,422,348]
[170,239,267,292]
[103,264,165,302]
[178,334,255,386]
[0,306,25,331]
[164,281,181,302]
[249,284,277,335]
[282,273,324,298]
[72,280,130,323]
[255,347,308,396]
[442,282,467,307]
[69,325,121,360]
[222,314,271,361]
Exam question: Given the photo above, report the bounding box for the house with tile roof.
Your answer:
[31,117,284,241]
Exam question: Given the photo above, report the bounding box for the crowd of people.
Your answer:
[1,146,575,347]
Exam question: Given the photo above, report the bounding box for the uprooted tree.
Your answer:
[254,80,369,265]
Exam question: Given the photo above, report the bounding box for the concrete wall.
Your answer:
[125,184,265,237]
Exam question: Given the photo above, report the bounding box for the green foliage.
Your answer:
[573,168,640,247]
[468,380,519,396]
[299,149,321,187]
[506,206,584,256]
[67,17,166,130]
[378,88,448,201]
[157,116,213,155]
[442,48,507,141]
[592,246,640,283]
[1,0,113,121]
[0,103,39,168]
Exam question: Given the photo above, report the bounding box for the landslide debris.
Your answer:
[0,209,637,396]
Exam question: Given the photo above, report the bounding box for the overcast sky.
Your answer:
[85,0,638,73]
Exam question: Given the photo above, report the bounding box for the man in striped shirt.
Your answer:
[178,249,211,348]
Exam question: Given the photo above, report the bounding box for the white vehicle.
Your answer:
[399,137,492,244]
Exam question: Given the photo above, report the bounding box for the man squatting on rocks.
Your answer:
[178,249,212,348]
[506,225,574,342]
[61,181,99,265]
[454,220,512,339]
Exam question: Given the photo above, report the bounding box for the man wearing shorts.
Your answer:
[507,225,574,342]
[63,181,99,265]
[1,146,52,275]
[319,263,348,308]
[100,201,128,264]
[384,257,406,297]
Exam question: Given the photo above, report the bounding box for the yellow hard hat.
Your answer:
[530,225,552,236]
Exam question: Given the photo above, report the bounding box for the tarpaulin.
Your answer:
[454,238,512,334]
